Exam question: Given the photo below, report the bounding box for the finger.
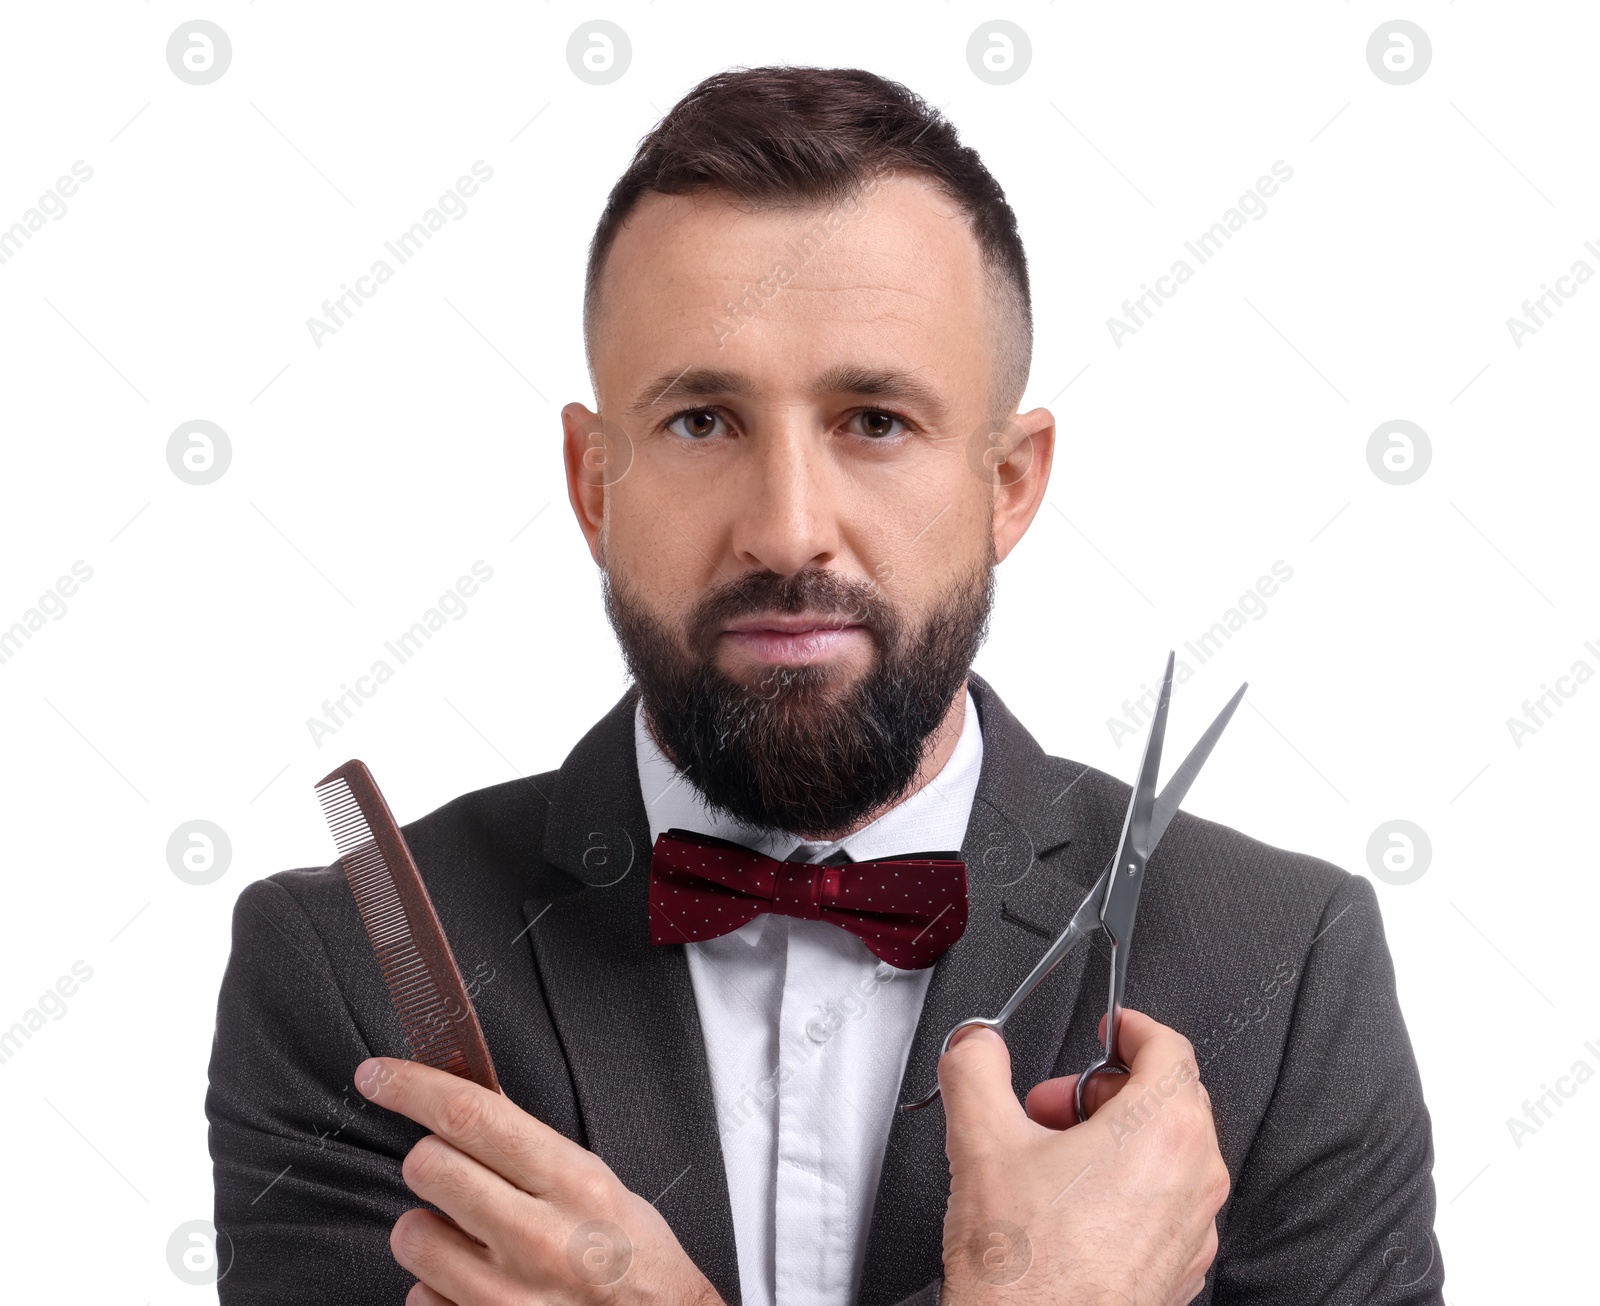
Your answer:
[357,1058,572,1199]
[1025,1009,1203,1129]
[1091,1008,1208,1120]
[1110,1009,1199,1086]
[1023,1067,1126,1128]
[938,1026,1029,1160]
[406,1281,458,1306]
[399,1134,545,1249]
[391,1208,501,1306]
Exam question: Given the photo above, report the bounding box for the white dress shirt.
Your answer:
[634,690,984,1306]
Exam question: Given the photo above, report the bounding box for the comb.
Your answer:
[314,759,500,1092]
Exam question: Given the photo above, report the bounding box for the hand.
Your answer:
[354,1057,724,1306]
[937,1009,1229,1306]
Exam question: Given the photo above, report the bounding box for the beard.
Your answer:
[602,555,995,840]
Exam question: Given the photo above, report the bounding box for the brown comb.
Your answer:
[314,759,500,1092]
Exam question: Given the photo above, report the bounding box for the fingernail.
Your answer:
[355,1059,382,1097]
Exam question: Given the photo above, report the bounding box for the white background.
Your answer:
[1,2,1594,1301]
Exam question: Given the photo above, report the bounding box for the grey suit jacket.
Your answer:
[207,674,1445,1303]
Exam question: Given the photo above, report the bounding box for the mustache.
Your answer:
[685,568,896,653]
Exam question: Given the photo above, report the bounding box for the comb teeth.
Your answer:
[314,774,472,1077]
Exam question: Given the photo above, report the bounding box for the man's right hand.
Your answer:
[937,1009,1229,1306]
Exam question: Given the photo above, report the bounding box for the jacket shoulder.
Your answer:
[1037,747,1357,942]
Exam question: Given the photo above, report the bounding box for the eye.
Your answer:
[847,409,910,440]
[664,408,729,440]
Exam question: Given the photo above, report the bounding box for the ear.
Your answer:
[562,402,607,566]
[990,407,1056,564]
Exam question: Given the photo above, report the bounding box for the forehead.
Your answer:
[590,173,993,405]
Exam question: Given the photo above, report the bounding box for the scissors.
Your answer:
[901,651,1246,1120]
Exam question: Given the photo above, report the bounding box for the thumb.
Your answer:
[938,1026,1028,1161]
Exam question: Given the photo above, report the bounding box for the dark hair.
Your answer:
[583,65,1033,412]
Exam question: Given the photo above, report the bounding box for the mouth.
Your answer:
[719,612,872,666]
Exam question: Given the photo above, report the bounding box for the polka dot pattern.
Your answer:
[648,827,968,970]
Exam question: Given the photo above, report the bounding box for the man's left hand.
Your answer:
[355,1057,724,1306]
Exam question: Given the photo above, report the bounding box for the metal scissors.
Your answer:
[901,651,1246,1119]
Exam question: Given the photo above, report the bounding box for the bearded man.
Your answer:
[208,66,1444,1306]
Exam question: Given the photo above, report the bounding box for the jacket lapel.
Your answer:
[857,674,1107,1305]
[522,689,743,1305]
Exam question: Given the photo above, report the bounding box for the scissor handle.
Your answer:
[900,1015,1008,1112]
[1073,1056,1130,1122]
[941,1014,1007,1057]
[1075,939,1133,1122]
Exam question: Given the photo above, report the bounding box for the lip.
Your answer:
[718,613,871,665]
[721,612,863,635]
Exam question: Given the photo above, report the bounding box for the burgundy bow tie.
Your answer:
[648,827,968,970]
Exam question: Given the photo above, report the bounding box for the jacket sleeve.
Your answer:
[206,875,426,1304]
[1209,873,1445,1304]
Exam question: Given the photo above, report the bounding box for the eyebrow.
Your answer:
[624,363,951,420]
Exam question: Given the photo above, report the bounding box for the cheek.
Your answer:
[601,520,708,655]
[604,478,714,595]
[855,481,992,595]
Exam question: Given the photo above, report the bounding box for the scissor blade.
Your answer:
[1098,652,1175,941]
[1146,680,1248,855]
[1004,673,1247,1019]
[1123,651,1174,862]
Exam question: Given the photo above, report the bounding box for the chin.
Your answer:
[718,650,872,697]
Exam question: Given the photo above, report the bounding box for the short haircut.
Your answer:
[583,65,1033,416]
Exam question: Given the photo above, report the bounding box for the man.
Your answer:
[208,67,1444,1304]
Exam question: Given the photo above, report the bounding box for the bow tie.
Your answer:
[648,827,968,970]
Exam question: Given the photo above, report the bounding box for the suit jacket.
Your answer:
[207,674,1445,1304]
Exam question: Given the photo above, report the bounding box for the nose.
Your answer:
[727,418,840,577]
